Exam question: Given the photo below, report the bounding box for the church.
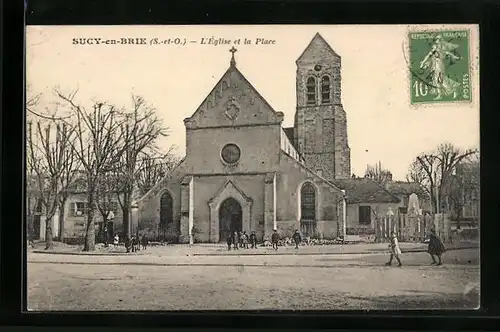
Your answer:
[137,33,404,243]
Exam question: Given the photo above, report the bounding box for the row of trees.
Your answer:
[26,86,180,251]
[363,143,479,225]
[407,142,479,222]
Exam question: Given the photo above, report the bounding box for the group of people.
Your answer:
[226,230,258,250]
[386,228,447,267]
[112,233,149,253]
[226,229,304,251]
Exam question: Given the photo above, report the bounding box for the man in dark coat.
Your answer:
[125,236,132,253]
[232,231,239,250]
[226,232,233,251]
[271,229,279,251]
[141,234,149,250]
[428,229,446,265]
[292,229,302,249]
[249,231,257,249]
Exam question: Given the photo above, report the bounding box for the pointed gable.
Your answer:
[184,61,284,129]
[296,32,340,65]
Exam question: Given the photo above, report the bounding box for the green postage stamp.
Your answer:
[409,30,471,104]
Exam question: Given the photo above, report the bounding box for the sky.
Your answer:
[26,24,480,181]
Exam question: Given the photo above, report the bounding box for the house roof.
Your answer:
[386,181,428,200]
[333,177,401,204]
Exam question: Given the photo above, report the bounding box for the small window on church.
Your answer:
[306,77,316,105]
[321,76,331,103]
[221,143,241,164]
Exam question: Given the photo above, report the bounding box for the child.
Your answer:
[385,232,402,267]
[249,231,257,249]
[242,231,249,249]
[292,229,302,249]
[113,234,119,248]
[271,229,279,251]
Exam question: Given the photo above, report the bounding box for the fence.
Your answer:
[375,212,452,243]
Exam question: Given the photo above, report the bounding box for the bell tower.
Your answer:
[293,33,351,180]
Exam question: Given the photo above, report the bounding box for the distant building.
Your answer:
[27,172,139,243]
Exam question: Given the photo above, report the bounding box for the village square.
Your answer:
[26,27,479,310]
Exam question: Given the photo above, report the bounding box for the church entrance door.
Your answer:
[219,197,242,243]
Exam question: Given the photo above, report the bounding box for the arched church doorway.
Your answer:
[160,191,173,240]
[219,197,242,242]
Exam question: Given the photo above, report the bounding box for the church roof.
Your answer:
[333,177,401,204]
[296,32,340,63]
[283,127,295,146]
[188,49,284,124]
[280,151,344,193]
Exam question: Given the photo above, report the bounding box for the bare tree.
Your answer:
[136,148,181,196]
[365,161,393,185]
[95,171,118,245]
[56,90,126,251]
[113,95,169,239]
[447,153,480,227]
[27,120,75,249]
[26,84,43,244]
[406,142,478,214]
[57,136,81,242]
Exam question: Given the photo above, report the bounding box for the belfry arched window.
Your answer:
[321,76,331,103]
[306,77,316,105]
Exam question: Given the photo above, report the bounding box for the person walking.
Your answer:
[292,229,302,249]
[250,231,257,249]
[428,228,446,265]
[271,229,279,251]
[113,234,119,248]
[385,232,402,267]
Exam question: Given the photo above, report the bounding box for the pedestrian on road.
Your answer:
[242,231,249,249]
[385,232,402,267]
[226,232,233,251]
[238,231,244,248]
[428,228,446,265]
[292,229,302,249]
[271,229,279,251]
[250,231,257,249]
[141,234,149,250]
[125,236,132,253]
[232,231,239,250]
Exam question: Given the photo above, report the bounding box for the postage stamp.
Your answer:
[409,30,471,104]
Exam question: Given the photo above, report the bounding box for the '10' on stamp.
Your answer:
[409,30,471,104]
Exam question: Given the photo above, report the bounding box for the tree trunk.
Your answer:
[83,192,96,251]
[58,197,66,242]
[45,216,53,250]
[122,191,131,239]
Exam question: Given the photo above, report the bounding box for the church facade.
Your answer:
[137,33,359,243]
